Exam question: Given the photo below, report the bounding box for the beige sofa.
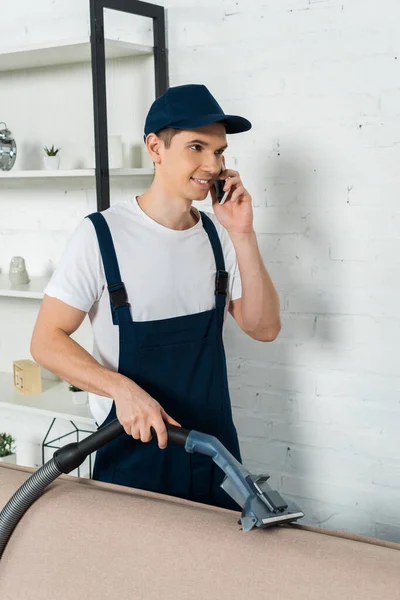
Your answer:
[0,462,399,600]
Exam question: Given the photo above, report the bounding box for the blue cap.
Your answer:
[143,84,252,143]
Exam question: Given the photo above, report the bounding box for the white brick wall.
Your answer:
[1,0,399,543]
[170,0,400,541]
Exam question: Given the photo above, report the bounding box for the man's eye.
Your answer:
[190,145,223,154]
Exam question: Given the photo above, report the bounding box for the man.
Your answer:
[30,84,281,511]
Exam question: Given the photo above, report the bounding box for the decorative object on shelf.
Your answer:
[9,256,30,285]
[0,122,17,171]
[108,135,123,168]
[0,432,16,464]
[43,144,61,170]
[69,384,87,405]
[141,143,154,169]
[13,359,42,395]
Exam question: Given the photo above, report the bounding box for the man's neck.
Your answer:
[136,185,199,231]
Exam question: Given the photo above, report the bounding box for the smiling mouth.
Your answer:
[191,177,212,188]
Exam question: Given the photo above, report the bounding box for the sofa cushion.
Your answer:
[0,463,399,600]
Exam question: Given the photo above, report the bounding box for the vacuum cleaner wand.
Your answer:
[0,419,304,559]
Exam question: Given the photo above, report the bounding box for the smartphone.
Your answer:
[213,166,230,205]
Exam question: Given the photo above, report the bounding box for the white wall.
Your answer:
[169,0,400,542]
[1,0,399,543]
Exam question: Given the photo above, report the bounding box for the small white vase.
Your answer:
[0,453,17,464]
[43,155,60,170]
[71,392,87,405]
[109,135,123,168]
[141,144,155,169]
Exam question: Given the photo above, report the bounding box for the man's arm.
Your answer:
[228,231,281,342]
[30,295,181,447]
[210,161,281,343]
[30,295,124,397]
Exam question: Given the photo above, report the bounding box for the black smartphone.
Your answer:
[213,166,230,205]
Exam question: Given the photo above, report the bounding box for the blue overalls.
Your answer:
[87,210,242,511]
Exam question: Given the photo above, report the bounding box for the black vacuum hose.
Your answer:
[0,419,189,559]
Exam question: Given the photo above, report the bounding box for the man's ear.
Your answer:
[147,134,162,165]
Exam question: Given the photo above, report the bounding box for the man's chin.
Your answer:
[188,187,209,201]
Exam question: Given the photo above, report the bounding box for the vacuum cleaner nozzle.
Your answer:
[185,431,304,532]
[221,472,304,533]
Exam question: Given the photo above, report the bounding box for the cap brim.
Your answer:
[167,113,252,134]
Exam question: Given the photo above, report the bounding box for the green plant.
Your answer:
[0,433,16,458]
[44,145,61,156]
[68,384,83,392]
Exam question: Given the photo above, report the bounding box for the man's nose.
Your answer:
[202,159,223,179]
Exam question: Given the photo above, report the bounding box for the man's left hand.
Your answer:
[210,161,254,234]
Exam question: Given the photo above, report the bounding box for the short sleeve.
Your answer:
[44,218,104,312]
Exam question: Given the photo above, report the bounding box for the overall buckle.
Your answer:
[108,282,130,309]
[215,270,228,295]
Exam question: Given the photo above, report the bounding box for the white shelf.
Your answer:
[0,168,154,188]
[0,168,154,179]
[0,37,153,71]
[0,372,95,425]
[0,275,50,299]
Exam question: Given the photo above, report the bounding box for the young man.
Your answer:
[30,84,281,511]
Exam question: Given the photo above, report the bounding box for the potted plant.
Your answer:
[0,432,16,464]
[69,384,87,405]
[43,145,61,170]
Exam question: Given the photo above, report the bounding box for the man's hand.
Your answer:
[210,157,254,235]
[113,377,182,450]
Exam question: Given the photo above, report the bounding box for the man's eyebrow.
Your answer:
[186,139,228,151]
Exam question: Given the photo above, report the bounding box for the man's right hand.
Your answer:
[114,378,181,450]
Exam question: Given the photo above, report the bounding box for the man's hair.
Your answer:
[154,127,181,149]
[154,121,228,150]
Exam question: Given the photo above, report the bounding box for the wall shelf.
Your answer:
[0,275,50,299]
[0,168,153,179]
[0,371,94,425]
[0,37,153,71]
[0,168,154,188]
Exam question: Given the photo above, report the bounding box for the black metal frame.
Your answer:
[90,0,169,211]
[42,418,95,478]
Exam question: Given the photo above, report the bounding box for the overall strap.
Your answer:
[86,212,132,325]
[199,212,228,310]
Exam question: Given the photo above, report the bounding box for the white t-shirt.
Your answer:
[44,196,242,426]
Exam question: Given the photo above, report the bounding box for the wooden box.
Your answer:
[13,359,42,395]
